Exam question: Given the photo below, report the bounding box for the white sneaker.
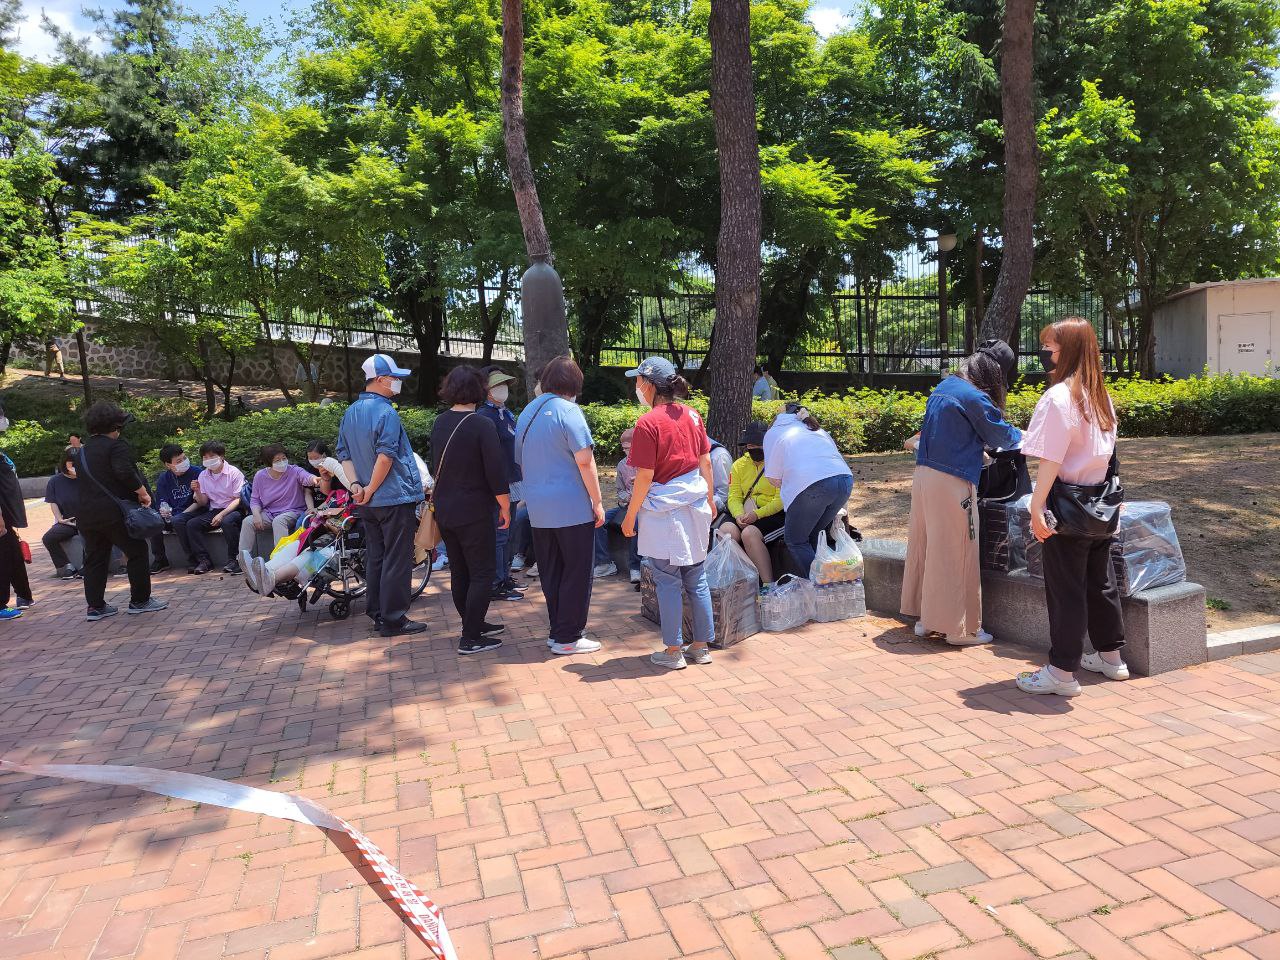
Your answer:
[629,568,641,584]
[946,633,991,647]
[685,645,712,665]
[1015,666,1082,697]
[525,564,539,578]
[240,550,259,593]
[593,562,617,579]
[1080,652,1130,681]
[650,650,687,670]
[975,627,994,643]
[913,621,933,638]
[431,554,449,571]
[551,637,601,655]
[510,554,526,572]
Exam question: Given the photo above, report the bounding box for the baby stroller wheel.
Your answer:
[329,598,351,620]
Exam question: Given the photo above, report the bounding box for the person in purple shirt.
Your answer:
[239,443,319,565]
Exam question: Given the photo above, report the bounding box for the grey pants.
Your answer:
[360,501,418,628]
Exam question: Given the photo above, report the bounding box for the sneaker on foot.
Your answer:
[86,604,118,622]
[975,627,994,643]
[192,559,212,575]
[149,558,171,574]
[1015,665,1082,697]
[222,558,241,574]
[491,585,524,602]
[524,563,539,579]
[16,596,35,608]
[650,650,687,670]
[686,645,712,665]
[252,557,272,596]
[0,607,22,621]
[913,620,943,639]
[1080,652,1130,681]
[510,554,526,571]
[593,562,617,579]
[459,636,503,655]
[946,633,991,647]
[431,553,449,571]
[128,598,169,615]
[57,565,79,581]
[551,637,601,655]
[629,568,641,584]
[480,622,505,636]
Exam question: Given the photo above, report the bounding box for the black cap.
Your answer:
[738,420,767,446]
[978,339,1017,388]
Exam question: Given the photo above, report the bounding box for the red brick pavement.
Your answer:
[2,554,1280,959]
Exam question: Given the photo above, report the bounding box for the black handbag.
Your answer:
[1046,450,1123,539]
[77,445,166,540]
[978,450,1031,502]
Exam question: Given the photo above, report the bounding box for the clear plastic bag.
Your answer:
[704,537,761,647]
[706,535,760,590]
[759,574,815,632]
[812,580,865,622]
[810,525,865,585]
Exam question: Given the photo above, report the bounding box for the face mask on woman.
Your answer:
[635,384,650,407]
[203,456,223,471]
[308,457,325,471]
[747,448,765,462]
[491,385,509,405]
[1038,348,1057,373]
[272,458,289,473]
[171,458,190,474]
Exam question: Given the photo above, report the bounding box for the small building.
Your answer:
[1154,279,1278,377]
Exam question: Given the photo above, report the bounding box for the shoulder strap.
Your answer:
[435,412,476,487]
[75,445,131,520]
[517,394,557,450]
[743,466,766,501]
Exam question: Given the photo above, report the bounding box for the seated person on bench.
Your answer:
[716,421,785,586]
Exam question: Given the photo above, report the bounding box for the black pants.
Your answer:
[0,528,32,607]
[185,508,244,564]
[361,502,417,628]
[440,517,496,642]
[532,522,595,643]
[79,515,150,610]
[43,522,80,571]
[1042,532,1125,672]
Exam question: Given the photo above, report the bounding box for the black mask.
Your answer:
[1038,348,1056,373]
[747,448,765,462]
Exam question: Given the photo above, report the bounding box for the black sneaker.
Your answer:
[480,622,506,636]
[379,618,428,638]
[86,604,119,622]
[490,586,524,602]
[150,558,171,574]
[222,559,241,574]
[56,565,79,581]
[459,636,503,655]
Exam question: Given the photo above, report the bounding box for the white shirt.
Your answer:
[763,413,853,509]
[637,469,713,566]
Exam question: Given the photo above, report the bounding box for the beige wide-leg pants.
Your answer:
[900,465,981,639]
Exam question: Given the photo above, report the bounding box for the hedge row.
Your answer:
[2,372,1277,476]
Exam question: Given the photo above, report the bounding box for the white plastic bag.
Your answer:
[703,537,761,647]
[759,574,815,632]
[705,536,760,589]
[810,524,864,584]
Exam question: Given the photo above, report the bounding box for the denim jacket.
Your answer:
[916,376,1021,485]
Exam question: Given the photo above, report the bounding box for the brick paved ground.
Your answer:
[3,547,1280,960]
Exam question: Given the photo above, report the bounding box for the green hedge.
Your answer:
[2,371,1277,476]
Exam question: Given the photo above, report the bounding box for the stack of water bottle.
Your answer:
[759,522,865,631]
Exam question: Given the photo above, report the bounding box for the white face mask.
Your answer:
[635,384,650,408]
[387,377,403,396]
[203,457,223,471]
[66,465,77,477]
[272,459,289,472]
[172,458,190,474]
[308,458,324,470]
[491,384,509,405]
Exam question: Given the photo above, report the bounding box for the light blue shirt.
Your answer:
[752,376,774,401]
[335,391,422,508]
[514,394,595,528]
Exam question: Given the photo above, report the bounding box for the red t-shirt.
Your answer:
[630,403,711,484]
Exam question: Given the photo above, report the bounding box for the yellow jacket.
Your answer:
[728,453,783,519]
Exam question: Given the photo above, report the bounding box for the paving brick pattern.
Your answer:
[3,562,1280,959]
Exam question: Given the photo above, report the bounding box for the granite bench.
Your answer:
[49,527,276,576]
[861,538,1208,676]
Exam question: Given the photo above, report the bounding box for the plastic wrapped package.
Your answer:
[704,537,761,648]
[812,580,865,623]
[759,574,816,632]
[809,525,864,584]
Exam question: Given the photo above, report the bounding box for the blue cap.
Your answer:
[361,353,412,380]
[625,356,678,382]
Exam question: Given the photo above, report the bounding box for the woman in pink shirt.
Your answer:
[1015,317,1127,697]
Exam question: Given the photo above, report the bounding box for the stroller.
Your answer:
[251,491,434,620]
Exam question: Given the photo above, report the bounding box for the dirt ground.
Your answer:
[846,433,1280,633]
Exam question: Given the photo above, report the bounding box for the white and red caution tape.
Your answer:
[0,759,457,960]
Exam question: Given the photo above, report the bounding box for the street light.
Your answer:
[935,229,957,372]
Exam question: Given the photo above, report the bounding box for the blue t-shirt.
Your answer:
[514,395,595,528]
[154,465,203,513]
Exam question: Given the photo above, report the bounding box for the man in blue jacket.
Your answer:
[338,354,426,637]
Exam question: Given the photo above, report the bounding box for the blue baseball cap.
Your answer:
[625,356,678,382]
[361,353,412,380]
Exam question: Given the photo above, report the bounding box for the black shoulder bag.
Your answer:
[77,446,165,540]
[1045,450,1123,539]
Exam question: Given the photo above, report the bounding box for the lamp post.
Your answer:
[935,229,957,372]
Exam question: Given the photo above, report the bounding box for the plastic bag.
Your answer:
[759,574,815,632]
[812,580,865,623]
[703,537,761,647]
[705,535,760,589]
[810,525,864,585]
[270,525,305,561]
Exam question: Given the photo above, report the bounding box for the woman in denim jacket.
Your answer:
[900,349,1021,645]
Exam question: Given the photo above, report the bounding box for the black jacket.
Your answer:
[76,434,145,522]
[0,452,26,529]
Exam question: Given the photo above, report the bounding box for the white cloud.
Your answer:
[808,6,846,39]
[12,1,102,62]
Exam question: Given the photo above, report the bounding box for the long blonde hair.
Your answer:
[1041,316,1115,432]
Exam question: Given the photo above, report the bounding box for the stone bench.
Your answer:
[861,538,1208,676]
[49,527,276,576]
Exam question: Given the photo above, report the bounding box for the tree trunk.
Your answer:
[220,351,237,421]
[980,0,1037,344]
[501,0,569,392]
[972,225,985,350]
[252,305,297,406]
[74,328,94,405]
[704,0,763,448]
[655,296,686,371]
[0,338,10,377]
[196,333,218,418]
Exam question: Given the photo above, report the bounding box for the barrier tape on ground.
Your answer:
[0,759,458,960]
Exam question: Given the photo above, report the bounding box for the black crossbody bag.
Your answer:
[78,445,165,540]
[1046,450,1123,539]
